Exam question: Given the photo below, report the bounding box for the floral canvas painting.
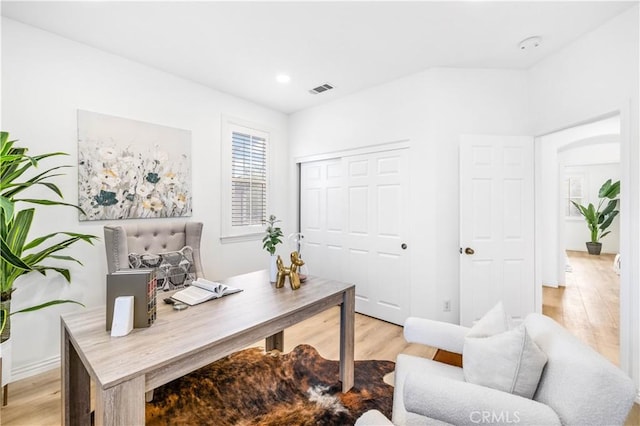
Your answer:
[78,110,192,221]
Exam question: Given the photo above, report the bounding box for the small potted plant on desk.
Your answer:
[263,214,283,283]
[571,179,620,255]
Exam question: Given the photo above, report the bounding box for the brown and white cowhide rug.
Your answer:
[146,344,394,425]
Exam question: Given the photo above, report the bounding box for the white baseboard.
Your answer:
[11,355,60,382]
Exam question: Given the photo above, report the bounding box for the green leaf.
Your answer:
[0,309,6,335]
[23,231,98,250]
[2,165,70,199]
[11,299,84,315]
[599,210,619,231]
[601,199,618,216]
[599,179,620,199]
[0,237,32,271]
[0,196,14,224]
[32,266,71,282]
[48,255,84,266]
[13,198,87,214]
[6,209,34,256]
[584,204,597,223]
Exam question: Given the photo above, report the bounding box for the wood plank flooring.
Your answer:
[543,250,620,365]
[2,251,638,425]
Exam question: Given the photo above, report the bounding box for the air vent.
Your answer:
[309,83,334,95]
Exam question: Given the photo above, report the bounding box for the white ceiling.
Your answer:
[1,1,636,114]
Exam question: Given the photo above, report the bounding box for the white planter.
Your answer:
[1,339,11,386]
[269,254,278,283]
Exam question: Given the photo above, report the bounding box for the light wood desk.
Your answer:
[61,270,355,426]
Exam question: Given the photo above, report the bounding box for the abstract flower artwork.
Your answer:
[77,110,192,221]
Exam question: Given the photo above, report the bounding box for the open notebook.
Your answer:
[171,278,242,306]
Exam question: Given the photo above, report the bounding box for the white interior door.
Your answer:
[459,135,534,326]
[300,148,410,325]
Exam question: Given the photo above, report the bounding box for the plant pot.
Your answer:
[1,337,11,388]
[586,242,602,255]
[269,254,278,284]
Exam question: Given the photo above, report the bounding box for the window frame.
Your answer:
[563,174,586,219]
[221,118,271,241]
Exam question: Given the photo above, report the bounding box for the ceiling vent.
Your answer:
[309,83,334,95]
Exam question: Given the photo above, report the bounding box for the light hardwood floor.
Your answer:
[543,250,620,365]
[2,252,638,425]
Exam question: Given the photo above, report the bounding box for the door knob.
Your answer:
[464,247,475,255]
[401,243,407,250]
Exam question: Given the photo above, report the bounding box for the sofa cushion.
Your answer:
[129,245,196,290]
[463,323,547,399]
[466,301,512,338]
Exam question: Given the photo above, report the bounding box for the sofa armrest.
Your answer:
[403,374,561,426]
[403,317,470,354]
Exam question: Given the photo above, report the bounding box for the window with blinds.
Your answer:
[563,175,584,218]
[231,130,267,227]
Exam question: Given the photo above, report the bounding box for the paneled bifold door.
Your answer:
[459,135,535,326]
[300,149,410,325]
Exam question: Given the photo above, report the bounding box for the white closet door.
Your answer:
[300,148,410,325]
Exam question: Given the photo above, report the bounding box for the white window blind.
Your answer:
[231,131,267,227]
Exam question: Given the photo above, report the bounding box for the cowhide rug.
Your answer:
[146,344,395,425]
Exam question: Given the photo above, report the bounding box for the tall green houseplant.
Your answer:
[571,179,620,255]
[1,132,97,343]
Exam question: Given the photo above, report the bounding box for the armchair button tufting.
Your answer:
[144,246,150,251]
[162,244,167,249]
[153,232,158,237]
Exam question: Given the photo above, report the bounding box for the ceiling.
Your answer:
[1,1,636,114]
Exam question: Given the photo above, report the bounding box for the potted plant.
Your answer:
[571,179,620,255]
[1,131,98,343]
[262,214,283,283]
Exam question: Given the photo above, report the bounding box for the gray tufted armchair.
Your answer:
[104,221,204,278]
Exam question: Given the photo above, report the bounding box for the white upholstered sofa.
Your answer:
[357,312,636,426]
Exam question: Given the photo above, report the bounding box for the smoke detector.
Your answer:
[309,83,334,95]
[518,36,542,51]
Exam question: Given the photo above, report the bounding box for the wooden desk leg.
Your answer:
[94,375,145,426]
[265,331,284,352]
[61,324,91,426]
[340,287,355,392]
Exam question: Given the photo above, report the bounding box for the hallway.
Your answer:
[543,250,620,364]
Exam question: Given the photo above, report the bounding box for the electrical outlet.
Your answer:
[443,299,451,312]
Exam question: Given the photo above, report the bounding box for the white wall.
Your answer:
[290,68,531,324]
[1,18,290,378]
[529,5,639,397]
[562,163,620,254]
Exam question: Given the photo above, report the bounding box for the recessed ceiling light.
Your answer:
[276,74,291,84]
